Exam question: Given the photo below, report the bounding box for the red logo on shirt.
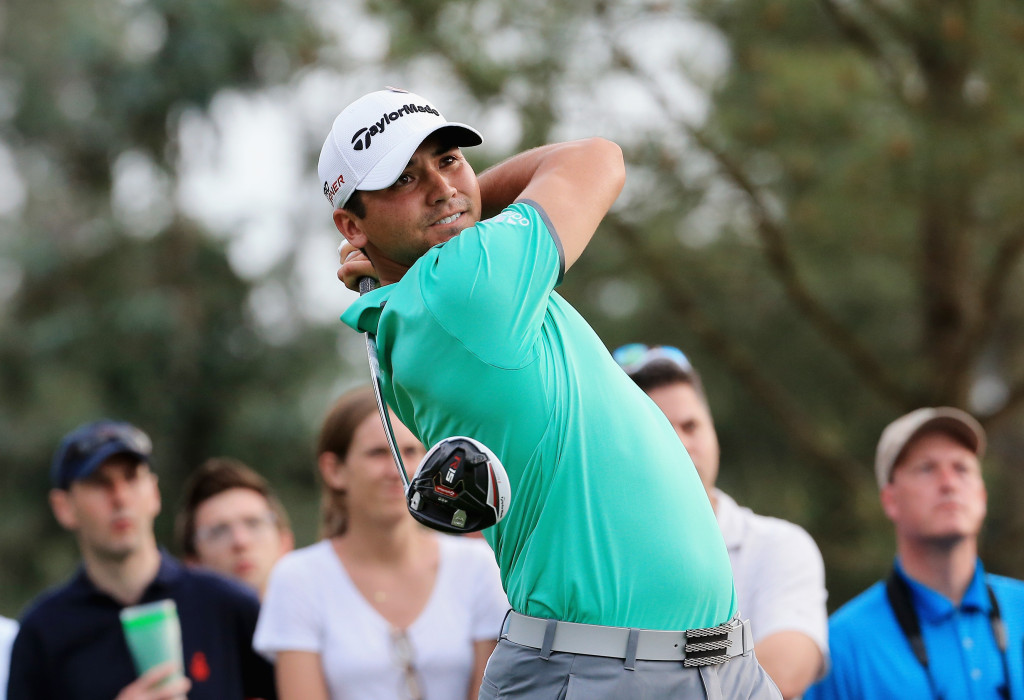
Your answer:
[190,651,211,682]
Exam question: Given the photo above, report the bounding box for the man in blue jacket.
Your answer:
[806,407,1024,700]
[7,420,275,700]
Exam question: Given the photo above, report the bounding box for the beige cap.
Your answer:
[874,407,986,490]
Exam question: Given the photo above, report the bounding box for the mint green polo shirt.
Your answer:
[341,201,736,631]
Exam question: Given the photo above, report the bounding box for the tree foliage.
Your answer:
[352,0,1024,606]
[3,0,1023,618]
[0,0,336,614]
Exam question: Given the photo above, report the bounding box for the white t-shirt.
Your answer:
[254,536,509,700]
[715,489,829,663]
[1,615,18,700]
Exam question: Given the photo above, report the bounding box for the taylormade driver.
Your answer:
[357,277,511,533]
[407,436,511,534]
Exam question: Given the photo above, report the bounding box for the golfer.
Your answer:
[323,87,780,698]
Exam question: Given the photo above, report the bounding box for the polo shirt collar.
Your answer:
[895,557,990,624]
[150,548,186,591]
[68,548,184,603]
[340,284,393,335]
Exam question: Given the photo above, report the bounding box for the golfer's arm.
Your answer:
[477,138,625,271]
[467,639,497,700]
[275,650,330,700]
[754,631,823,699]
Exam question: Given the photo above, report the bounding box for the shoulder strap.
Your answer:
[987,583,1008,652]
[885,567,930,669]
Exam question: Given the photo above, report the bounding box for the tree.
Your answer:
[0,0,338,613]
[590,0,1024,603]
[350,0,1024,604]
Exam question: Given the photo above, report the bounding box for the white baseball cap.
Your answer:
[318,87,483,209]
[874,406,986,490]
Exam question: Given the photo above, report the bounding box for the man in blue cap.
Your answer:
[7,420,276,700]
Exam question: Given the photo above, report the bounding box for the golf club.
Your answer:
[358,276,410,490]
[356,276,511,533]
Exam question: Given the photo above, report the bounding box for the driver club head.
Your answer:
[407,436,511,534]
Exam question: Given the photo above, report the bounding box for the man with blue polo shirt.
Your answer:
[7,420,276,700]
[806,407,1024,700]
[325,87,780,698]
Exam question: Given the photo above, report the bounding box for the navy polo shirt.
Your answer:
[7,550,275,700]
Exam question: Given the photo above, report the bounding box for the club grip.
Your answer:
[358,277,378,295]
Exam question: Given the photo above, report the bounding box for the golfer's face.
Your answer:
[65,457,160,560]
[354,134,481,268]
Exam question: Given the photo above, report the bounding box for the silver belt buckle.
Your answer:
[683,619,739,667]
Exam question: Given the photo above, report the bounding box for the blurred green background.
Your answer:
[2,0,1023,619]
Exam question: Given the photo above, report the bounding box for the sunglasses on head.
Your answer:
[612,343,693,375]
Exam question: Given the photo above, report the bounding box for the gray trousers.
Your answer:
[478,638,782,700]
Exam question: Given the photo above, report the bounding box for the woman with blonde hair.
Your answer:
[254,386,509,700]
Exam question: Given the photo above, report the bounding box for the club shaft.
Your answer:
[358,277,410,490]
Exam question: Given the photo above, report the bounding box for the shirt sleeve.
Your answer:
[6,622,49,700]
[253,553,324,661]
[420,201,563,368]
[465,540,511,642]
[746,521,829,658]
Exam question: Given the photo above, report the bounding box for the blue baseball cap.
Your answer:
[51,420,153,489]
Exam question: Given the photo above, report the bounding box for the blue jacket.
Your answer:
[807,559,1024,700]
[7,551,275,700]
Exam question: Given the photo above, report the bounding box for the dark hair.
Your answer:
[627,359,709,406]
[343,190,366,218]
[316,386,379,538]
[175,457,290,557]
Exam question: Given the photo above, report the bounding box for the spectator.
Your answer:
[616,343,828,698]
[806,407,1024,699]
[176,457,294,598]
[7,420,276,700]
[1,615,16,700]
[254,386,509,700]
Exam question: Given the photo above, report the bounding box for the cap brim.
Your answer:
[357,123,482,192]
[875,407,986,490]
[65,443,150,487]
[904,415,984,458]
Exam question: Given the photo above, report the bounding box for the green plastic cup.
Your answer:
[119,599,184,683]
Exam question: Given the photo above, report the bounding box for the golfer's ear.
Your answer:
[333,209,368,249]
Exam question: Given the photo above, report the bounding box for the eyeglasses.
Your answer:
[62,423,152,468]
[195,512,278,548]
[389,627,423,700]
[612,343,693,375]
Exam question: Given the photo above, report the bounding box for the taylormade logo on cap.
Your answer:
[349,102,441,152]
[318,87,483,209]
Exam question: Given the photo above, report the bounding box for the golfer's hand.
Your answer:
[114,661,191,700]
[338,242,376,292]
